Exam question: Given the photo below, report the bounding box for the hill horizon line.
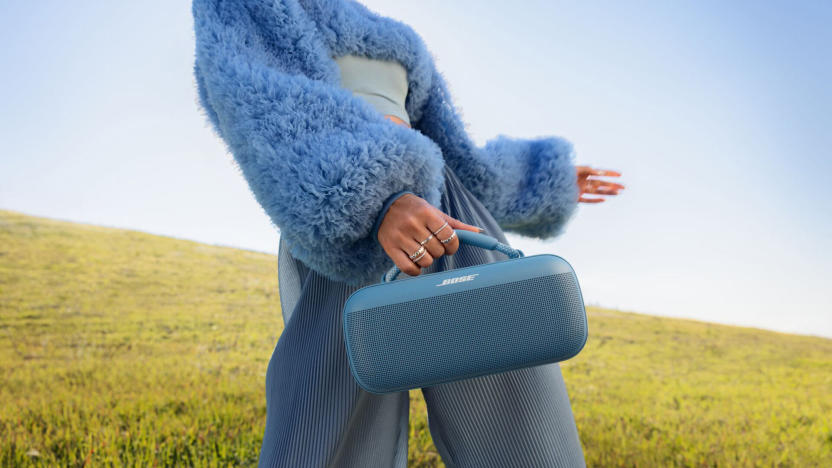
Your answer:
[2,207,829,342]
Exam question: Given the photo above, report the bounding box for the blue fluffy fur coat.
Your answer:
[192,0,580,286]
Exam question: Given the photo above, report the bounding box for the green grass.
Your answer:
[1,209,830,467]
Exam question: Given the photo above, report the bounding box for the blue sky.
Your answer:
[1,1,830,337]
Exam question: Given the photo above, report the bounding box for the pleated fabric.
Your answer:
[259,163,586,468]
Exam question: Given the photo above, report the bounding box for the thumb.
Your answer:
[440,212,483,233]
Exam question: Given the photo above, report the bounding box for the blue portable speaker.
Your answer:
[342,229,588,394]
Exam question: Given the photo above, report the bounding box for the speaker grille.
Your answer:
[344,272,586,392]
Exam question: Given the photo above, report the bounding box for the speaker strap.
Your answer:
[381,230,524,283]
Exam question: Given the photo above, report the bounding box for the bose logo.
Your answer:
[436,274,479,287]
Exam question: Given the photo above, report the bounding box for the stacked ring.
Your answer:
[411,249,427,262]
[409,245,426,260]
[439,230,457,244]
[432,221,449,236]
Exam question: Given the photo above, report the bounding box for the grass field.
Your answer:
[1,209,831,467]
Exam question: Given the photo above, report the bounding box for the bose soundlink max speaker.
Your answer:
[342,230,588,394]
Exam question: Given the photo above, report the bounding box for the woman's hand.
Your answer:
[377,193,482,277]
[576,166,625,203]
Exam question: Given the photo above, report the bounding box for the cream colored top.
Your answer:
[334,54,411,126]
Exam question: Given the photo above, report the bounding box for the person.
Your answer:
[192,1,623,466]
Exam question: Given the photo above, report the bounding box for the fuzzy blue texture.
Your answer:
[192,0,579,286]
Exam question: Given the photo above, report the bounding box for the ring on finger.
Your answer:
[439,230,457,244]
[419,233,434,246]
[409,245,426,260]
[432,221,449,236]
[411,249,427,263]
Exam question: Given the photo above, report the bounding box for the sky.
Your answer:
[1,1,830,338]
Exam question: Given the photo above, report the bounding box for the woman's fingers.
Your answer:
[583,182,623,196]
[585,179,625,190]
[580,178,625,198]
[387,246,423,277]
[376,191,483,277]
[399,234,434,271]
[587,168,621,177]
[415,222,446,259]
[432,213,462,255]
[576,166,624,204]
[406,206,463,257]
[441,211,482,234]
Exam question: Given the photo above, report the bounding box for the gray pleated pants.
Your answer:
[258,163,586,468]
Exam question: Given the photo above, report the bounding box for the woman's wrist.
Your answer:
[372,190,415,243]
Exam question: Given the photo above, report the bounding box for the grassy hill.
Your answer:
[1,209,830,467]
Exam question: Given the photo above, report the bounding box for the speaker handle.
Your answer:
[381,229,524,283]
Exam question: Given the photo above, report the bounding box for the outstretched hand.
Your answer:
[576,166,625,203]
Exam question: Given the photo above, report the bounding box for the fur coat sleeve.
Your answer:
[414,66,579,239]
[192,0,578,286]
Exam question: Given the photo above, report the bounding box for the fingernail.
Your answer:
[476,226,485,233]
